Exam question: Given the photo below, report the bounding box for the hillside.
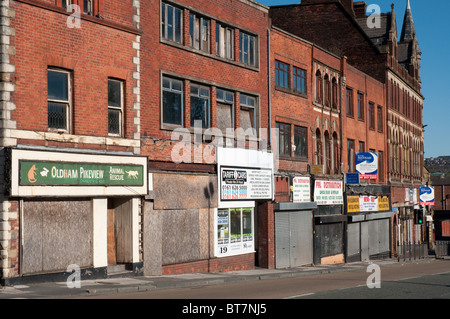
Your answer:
[425,156,450,174]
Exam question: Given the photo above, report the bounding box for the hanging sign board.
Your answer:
[420,186,435,206]
[356,152,378,180]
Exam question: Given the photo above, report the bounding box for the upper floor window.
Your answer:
[276,123,291,156]
[61,0,72,9]
[240,94,257,135]
[377,105,384,132]
[332,79,338,110]
[239,31,257,67]
[275,61,289,89]
[368,102,375,130]
[162,2,183,44]
[108,79,124,136]
[357,92,364,121]
[216,89,235,132]
[293,67,307,95]
[48,69,71,131]
[162,76,183,127]
[190,83,210,128]
[190,13,210,53]
[346,88,353,117]
[216,23,234,60]
[276,122,291,157]
[315,71,323,104]
[324,75,331,107]
[294,126,307,158]
[83,0,93,15]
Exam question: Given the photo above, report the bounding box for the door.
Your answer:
[107,198,134,265]
[275,212,290,269]
[107,201,117,265]
[275,211,313,268]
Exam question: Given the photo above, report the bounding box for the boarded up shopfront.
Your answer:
[273,177,315,269]
[5,148,147,283]
[345,185,393,262]
[313,180,346,265]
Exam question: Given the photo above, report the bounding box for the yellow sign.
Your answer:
[347,196,360,213]
[378,196,390,212]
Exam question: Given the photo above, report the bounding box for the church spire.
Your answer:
[400,0,416,42]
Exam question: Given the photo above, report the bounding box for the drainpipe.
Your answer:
[267,28,272,150]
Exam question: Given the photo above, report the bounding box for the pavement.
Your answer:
[0,256,441,299]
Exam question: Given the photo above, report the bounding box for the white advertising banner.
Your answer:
[314,180,343,205]
[293,176,311,203]
[217,147,274,204]
[220,167,272,201]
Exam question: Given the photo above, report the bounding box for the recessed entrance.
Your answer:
[107,198,134,272]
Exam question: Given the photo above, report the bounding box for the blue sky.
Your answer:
[258,0,449,158]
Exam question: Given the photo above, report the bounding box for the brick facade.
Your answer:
[0,0,428,282]
[1,0,141,281]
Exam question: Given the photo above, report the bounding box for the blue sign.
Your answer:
[346,173,360,185]
[419,187,435,206]
[356,152,378,180]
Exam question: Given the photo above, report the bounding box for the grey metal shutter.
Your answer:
[275,212,290,269]
[378,219,390,255]
[290,211,313,267]
[360,221,370,261]
[368,220,380,257]
[347,223,361,262]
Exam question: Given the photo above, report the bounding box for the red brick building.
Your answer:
[1,0,145,285]
[139,0,273,275]
[269,21,390,266]
[269,0,424,263]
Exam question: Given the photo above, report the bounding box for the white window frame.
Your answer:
[216,23,234,60]
[239,31,257,67]
[47,68,71,132]
[239,94,257,136]
[214,205,255,258]
[108,78,124,136]
[83,0,93,15]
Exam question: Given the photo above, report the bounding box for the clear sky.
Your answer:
[258,0,449,159]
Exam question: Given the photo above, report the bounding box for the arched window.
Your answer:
[324,75,330,107]
[315,71,323,104]
[315,128,323,165]
[325,131,332,174]
[333,132,339,174]
[332,78,338,110]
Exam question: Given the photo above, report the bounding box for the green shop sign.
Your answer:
[19,160,144,186]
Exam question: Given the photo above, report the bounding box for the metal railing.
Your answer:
[435,241,450,259]
[397,242,428,262]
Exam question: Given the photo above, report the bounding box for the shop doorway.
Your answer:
[107,198,134,269]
